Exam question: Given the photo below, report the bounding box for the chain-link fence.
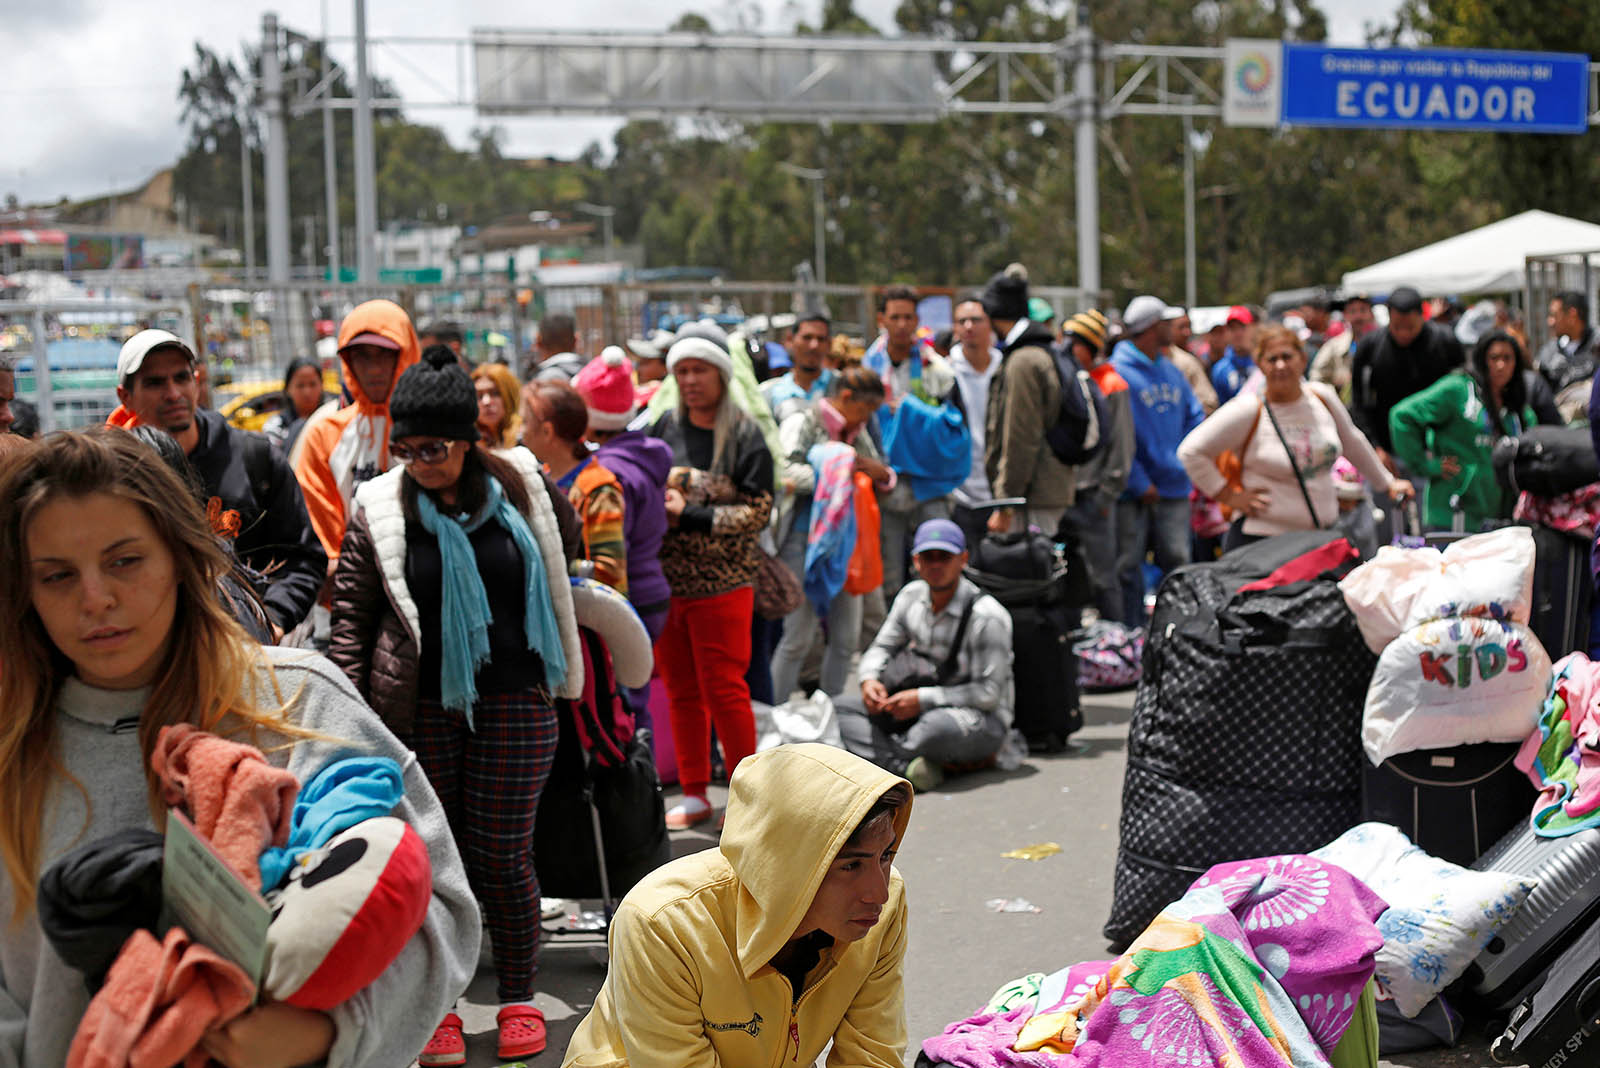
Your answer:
[1526,251,1600,356]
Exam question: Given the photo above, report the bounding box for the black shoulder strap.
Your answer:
[935,593,981,685]
[1262,400,1321,530]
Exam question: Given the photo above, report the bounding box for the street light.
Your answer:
[577,202,616,258]
[777,162,826,293]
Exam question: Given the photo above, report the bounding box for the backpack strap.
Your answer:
[238,430,276,504]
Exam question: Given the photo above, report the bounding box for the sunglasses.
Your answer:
[389,439,454,465]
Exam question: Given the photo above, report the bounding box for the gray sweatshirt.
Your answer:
[0,646,482,1068]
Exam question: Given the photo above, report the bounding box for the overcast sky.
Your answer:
[7,0,1401,208]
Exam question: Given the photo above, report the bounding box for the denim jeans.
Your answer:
[1114,496,1192,627]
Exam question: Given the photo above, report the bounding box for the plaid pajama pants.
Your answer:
[412,689,558,1004]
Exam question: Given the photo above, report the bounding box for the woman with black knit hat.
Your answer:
[329,344,583,1065]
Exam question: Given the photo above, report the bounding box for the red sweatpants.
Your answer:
[656,586,757,793]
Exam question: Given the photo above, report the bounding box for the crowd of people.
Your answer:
[0,274,1593,1066]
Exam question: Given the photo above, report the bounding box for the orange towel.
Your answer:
[150,724,299,891]
[67,927,255,1068]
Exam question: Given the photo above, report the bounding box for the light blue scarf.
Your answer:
[415,475,567,726]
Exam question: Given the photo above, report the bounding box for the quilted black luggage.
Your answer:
[1460,825,1600,1018]
[1105,532,1376,946]
[1492,910,1600,1066]
[1359,741,1536,869]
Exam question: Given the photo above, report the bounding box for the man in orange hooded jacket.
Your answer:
[291,300,421,566]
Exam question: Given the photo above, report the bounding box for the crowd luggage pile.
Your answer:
[919,515,1600,1068]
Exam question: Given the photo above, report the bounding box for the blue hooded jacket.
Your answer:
[1111,339,1205,500]
[1210,347,1254,406]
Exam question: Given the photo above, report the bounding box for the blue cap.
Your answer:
[912,518,965,555]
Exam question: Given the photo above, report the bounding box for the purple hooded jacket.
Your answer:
[594,430,674,617]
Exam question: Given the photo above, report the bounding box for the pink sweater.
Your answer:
[1178,382,1394,536]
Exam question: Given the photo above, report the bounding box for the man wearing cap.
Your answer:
[1165,306,1217,416]
[1210,305,1258,406]
[842,518,1014,793]
[292,299,421,567]
[947,293,1002,548]
[1111,295,1203,628]
[1064,310,1135,622]
[1349,285,1464,464]
[981,265,1078,537]
[109,329,327,637]
[761,312,835,423]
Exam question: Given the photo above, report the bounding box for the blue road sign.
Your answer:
[1281,44,1590,135]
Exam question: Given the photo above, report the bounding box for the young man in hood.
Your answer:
[981,264,1077,537]
[562,744,912,1068]
[291,299,421,564]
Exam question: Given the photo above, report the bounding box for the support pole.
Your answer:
[812,175,826,291]
[352,0,379,283]
[262,13,293,363]
[1071,3,1100,298]
[241,112,256,283]
[322,0,341,284]
[1183,106,1197,310]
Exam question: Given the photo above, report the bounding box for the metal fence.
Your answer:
[1526,250,1600,356]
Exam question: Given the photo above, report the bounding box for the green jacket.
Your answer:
[1388,371,1533,532]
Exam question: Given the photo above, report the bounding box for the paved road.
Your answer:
[453,689,1517,1067]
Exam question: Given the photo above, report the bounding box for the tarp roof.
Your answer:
[1342,209,1600,298]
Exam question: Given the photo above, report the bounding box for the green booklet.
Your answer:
[160,809,272,991]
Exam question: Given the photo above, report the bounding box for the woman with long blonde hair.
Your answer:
[472,361,524,447]
[0,428,478,1068]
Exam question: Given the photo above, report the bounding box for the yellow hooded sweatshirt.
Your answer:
[290,299,420,561]
[562,744,912,1068]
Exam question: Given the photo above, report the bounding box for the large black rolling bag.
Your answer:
[1460,825,1600,1019]
[1105,531,1375,946]
[965,500,1093,754]
[1360,742,1536,869]
[1492,911,1600,1066]
[1530,523,1594,661]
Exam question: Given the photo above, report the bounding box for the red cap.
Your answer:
[340,331,400,352]
[1226,305,1255,326]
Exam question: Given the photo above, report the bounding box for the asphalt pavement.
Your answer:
[453,688,1519,1067]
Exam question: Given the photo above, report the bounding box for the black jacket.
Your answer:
[1350,321,1465,454]
[1537,327,1599,393]
[185,407,327,633]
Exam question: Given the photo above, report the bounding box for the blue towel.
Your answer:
[258,756,406,891]
[803,442,858,617]
[883,393,971,502]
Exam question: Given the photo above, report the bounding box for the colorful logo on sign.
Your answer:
[1236,52,1274,95]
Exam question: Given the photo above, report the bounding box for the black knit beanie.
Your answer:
[981,262,1030,323]
[389,344,480,442]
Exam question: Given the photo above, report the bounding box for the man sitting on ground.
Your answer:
[838,519,1014,792]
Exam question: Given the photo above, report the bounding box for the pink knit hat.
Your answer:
[574,345,638,430]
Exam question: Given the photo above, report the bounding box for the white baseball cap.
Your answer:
[117,329,194,380]
[1122,295,1170,336]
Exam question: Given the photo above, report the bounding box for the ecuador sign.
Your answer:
[1225,39,1590,135]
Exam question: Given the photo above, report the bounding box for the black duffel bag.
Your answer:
[1492,425,1600,499]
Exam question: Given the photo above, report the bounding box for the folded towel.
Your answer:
[37,829,165,992]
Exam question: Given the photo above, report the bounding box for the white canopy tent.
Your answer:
[1341,209,1600,298]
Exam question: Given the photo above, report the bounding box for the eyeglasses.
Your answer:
[389,439,454,465]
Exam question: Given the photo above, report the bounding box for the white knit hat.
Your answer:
[665,336,734,382]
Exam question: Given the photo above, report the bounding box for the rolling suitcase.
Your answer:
[1460,825,1600,1017]
[1492,910,1600,1066]
[1359,742,1536,869]
[1530,524,1594,661]
[965,499,1090,754]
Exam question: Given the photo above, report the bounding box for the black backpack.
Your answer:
[1491,425,1600,499]
[1044,343,1109,466]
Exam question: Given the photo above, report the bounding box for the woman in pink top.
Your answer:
[1178,325,1413,551]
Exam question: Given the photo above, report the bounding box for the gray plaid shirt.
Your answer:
[859,576,1014,727]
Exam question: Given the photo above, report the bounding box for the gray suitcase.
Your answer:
[1459,824,1600,1016]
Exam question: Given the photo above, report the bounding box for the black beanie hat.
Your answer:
[981,262,1030,323]
[389,344,480,443]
